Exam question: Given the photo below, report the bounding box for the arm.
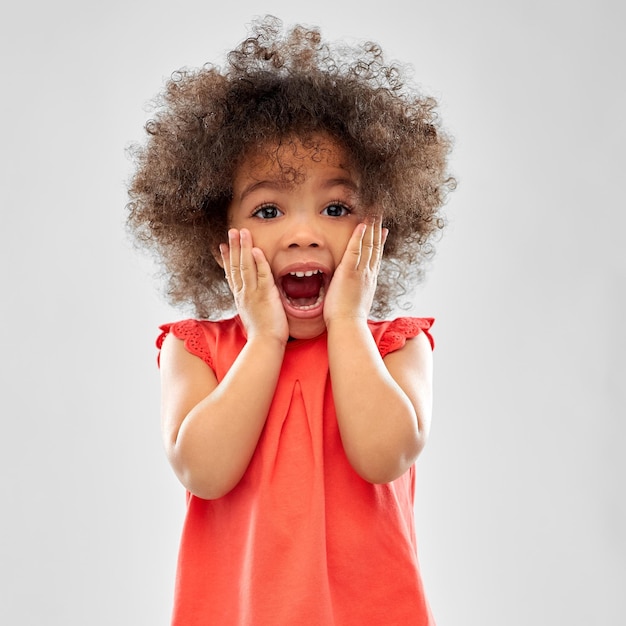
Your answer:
[160,332,285,499]
[160,228,288,499]
[324,217,432,483]
[327,323,432,483]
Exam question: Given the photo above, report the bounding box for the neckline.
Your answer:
[232,315,327,348]
[286,331,327,348]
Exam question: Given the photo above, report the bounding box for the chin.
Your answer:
[287,317,327,340]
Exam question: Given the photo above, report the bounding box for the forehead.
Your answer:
[232,136,357,188]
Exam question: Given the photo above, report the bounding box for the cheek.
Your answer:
[246,230,277,263]
[337,227,356,251]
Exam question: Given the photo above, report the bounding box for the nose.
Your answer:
[285,216,322,248]
[288,240,320,249]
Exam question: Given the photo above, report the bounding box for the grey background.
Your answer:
[1,0,624,624]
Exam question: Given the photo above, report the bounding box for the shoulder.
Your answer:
[156,317,244,369]
[368,317,435,359]
[378,319,434,411]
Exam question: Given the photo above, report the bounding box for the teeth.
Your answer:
[289,269,321,278]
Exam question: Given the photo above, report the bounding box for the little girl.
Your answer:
[127,16,454,626]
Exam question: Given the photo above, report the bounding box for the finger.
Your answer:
[369,216,385,270]
[381,227,389,259]
[344,223,366,269]
[228,229,243,291]
[219,243,234,291]
[358,218,377,270]
[238,229,258,289]
[251,247,274,290]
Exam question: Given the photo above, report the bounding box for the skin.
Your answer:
[159,137,433,498]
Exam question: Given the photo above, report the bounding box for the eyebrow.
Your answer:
[238,175,359,202]
[322,177,360,193]
[238,179,288,201]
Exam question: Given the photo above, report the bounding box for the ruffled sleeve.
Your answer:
[156,319,214,370]
[374,317,435,359]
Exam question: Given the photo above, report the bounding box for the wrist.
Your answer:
[244,330,289,351]
[325,314,370,335]
[237,312,289,347]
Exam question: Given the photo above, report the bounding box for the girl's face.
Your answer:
[227,136,363,339]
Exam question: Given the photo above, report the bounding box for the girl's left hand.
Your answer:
[323,216,388,325]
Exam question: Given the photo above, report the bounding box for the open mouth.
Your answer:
[279,269,326,311]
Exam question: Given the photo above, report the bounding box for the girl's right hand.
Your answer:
[220,228,289,344]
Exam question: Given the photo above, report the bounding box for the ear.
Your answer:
[212,244,225,269]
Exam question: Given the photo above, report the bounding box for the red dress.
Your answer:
[157,316,435,625]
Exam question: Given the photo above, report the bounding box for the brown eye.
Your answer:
[322,203,350,217]
[253,205,283,219]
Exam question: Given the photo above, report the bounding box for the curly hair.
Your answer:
[126,15,455,319]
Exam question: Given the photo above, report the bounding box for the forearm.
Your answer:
[166,336,285,499]
[327,319,424,483]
